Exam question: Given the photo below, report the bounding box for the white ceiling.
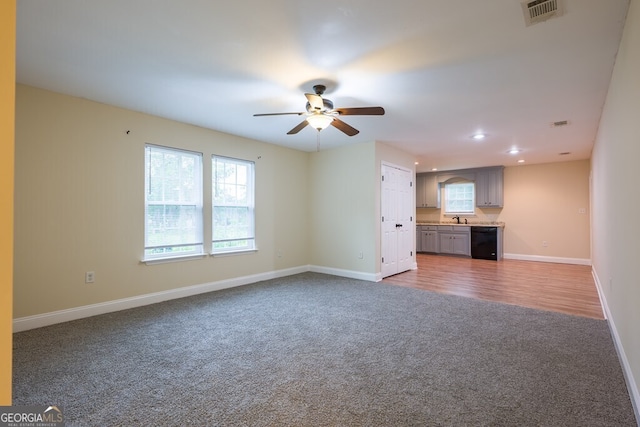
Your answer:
[16,0,629,172]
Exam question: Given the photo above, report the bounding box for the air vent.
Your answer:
[551,120,570,127]
[522,0,564,26]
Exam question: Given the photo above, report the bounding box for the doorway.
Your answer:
[381,163,413,278]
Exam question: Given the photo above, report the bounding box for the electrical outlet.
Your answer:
[542,241,548,247]
[85,271,95,284]
[578,208,586,214]
[358,251,364,259]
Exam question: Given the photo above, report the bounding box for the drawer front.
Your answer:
[439,225,471,232]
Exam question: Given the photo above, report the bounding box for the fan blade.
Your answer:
[335,106,385,116]
[253,112,304,117]
[305,93,324,111]
[331,118,359,136]
[287,120,309,135]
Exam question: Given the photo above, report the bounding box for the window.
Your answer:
[144,145,203,259]
[212,155,255,253]
[444,182,475,214]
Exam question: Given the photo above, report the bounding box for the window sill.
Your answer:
[211,248,258,257]
[142,253,207,265]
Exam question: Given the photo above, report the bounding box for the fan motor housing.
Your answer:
[306,99,334,113]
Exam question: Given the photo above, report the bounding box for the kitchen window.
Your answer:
[212,155,255,254]
[144,144,204,260]
[444,182,475,214]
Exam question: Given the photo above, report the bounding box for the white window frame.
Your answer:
[144,144,204,261]
[444,181,475,214]
[212,155,256,254]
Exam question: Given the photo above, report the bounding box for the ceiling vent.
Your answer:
[522,0,564,26]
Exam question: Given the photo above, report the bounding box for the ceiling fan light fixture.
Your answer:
[254,84,383,136]
[307,114,334,131]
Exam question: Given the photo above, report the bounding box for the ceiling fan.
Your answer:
[253,84,385,136]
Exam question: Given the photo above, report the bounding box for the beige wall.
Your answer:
[307,140,416,278]
[501,161,590,261]
[1,0,15,405]
[309,141,377,275]
[14,85,310,318]
[417,160,591,262]
[591,0,640,412]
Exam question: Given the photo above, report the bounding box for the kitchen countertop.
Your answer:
[417,221,505,228]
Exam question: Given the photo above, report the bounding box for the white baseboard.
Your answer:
[309,265,378,282]
[308,263,419,283]
[592,269,640,424]
[504,253,591,266]
[13,265,309,333]
[374,262,419,283]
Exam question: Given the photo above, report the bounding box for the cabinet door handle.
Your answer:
[396,224,403,228]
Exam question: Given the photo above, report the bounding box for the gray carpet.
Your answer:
[13,272,637,426]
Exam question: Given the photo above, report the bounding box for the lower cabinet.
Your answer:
[439,233,470,256]
[417,225,471,257]
[417,225,438,253]
[421,230,439,253]
[438,226,471,256]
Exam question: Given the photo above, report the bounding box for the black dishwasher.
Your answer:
[471,227,498,260]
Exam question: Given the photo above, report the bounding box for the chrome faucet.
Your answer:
[452,216,460,224]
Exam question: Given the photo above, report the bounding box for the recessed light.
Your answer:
[415,161,419,165]
[518,159,525,163]
[472,133,486,140]
[508,148,521,155]
[431,168,438,171]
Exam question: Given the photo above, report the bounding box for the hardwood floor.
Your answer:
[382,253,604,319]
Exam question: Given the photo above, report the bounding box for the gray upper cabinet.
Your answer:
[475,166,504,208]
[416,173,438,208]
[416,166,504,209]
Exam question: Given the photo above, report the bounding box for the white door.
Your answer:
[381,164,413,278]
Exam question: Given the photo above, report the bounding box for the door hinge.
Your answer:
[410,251,413,256]
[410,216,413,222]
[381,175,385,181]
[381,216,384,222]
[381,257,384,263]
[410,181,413,187]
